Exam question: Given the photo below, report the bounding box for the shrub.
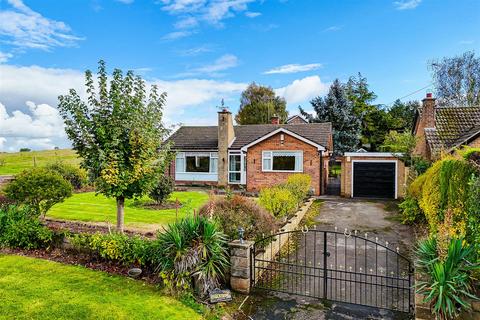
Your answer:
[156,216,229,296]
[412,156,431,175]
[46,161,87,190]
[4,168,73,217]
[198,195,278,243]
[69,232,158,267]
[283,174,311,205]
[259,186,297,218]
[398,196,423,224]
[149,175,174,204]
[415,237,480,320]
[0,205,54,249]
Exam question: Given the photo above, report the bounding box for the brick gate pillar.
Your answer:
[229,240,254,294]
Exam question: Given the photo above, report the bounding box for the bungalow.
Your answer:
[413,93,480,161]
[166,109,333,195]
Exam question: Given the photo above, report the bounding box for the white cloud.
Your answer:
[245,11,261,18]
[159,0,256,39]
[323,25,341,32]
[393,0,421,10]
[275,76,329,105]
[194,54,238,73]
[0,101,66,151]
[0,0,83,50]
[0,63,248,150]
[264,63,322,75]
[0,51,13,63]
[179,45,213,56]
[161,30,195,40]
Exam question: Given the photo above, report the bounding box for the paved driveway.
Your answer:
[244,197,414,320]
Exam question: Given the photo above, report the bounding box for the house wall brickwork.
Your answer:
[413,95,436,160]
[245,132,326,196]
[340,155,406,199]
[469,136,480,148]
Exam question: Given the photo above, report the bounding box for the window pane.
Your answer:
[272,155,296,171]
[263,158,271,170]
[229,172,241,183]
[210,158,218,173]
[186,156,210,172]
[229,155,241,171]
[175,157,185,172]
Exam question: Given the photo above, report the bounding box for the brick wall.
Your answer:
[245,132,323,196]
[340,156,406,198]
[469,136,480,148]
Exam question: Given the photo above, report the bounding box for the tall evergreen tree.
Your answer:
[387,99,419,132]
[58,60,172,232]
[300,79,361,155]
[235,82,288,124]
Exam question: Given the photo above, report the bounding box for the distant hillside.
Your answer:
[0,149,80,175]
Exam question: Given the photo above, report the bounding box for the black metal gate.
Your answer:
[251,228,414,314]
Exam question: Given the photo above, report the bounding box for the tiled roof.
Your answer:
[167,123,333,151]
[425,106,480,154]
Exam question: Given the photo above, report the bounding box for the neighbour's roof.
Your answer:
[167,123,333,151]
[425,106,480,154]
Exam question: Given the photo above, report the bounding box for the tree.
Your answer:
[430,51,480,107]
[235,82,288,124]
[387,99,419,132]
[58,60,172,232]
[381,131,417,164]
[4,167,72,217]
[149,175,175,204]
[300,79,361,155]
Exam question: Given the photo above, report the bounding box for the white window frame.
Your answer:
[228,151,243,184]
[351,160,398,199]
[262,150,303,173]
[175,152,218,174]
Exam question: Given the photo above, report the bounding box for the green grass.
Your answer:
[0,149,79,175]
[0,254,203,320]
[48,191,209,229]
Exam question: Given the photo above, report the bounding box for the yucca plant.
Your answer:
[156,216,229,295]
[415,237,480,320]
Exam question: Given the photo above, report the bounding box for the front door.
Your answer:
[229,153,246,185]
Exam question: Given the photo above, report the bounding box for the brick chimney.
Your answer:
[218,108,235,186]
[422,92,436,128]
[270,115,280,125]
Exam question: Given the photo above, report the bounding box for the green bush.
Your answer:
[69,232,159,267]
[4,167,72,217]
[398,196,423,224]
[0,205,54,249]
[156,216,229,295]
[415,237,480,320]
[149,175,174,204]
[283,174,311,205]
[46,161,87,190]
[259,186,297,218]
[198,195,278,243]
[412,156,431,175]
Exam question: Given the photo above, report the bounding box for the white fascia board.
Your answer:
[240,128,326,152]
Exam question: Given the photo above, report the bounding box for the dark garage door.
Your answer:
[353,162,395,198]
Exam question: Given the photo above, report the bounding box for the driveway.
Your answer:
[243,197,414,320]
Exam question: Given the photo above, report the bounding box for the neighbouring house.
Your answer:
[166,109,333,195]
[286,114,308,124]
[413,93,480,161]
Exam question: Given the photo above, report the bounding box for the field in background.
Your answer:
[0,255,202,320]
[0,149,79,175]
[48,191,209,231]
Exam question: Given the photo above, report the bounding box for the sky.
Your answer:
[0,0,479,151]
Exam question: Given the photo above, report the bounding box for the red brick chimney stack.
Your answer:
[271,115,280,125]
[422,92,436,128]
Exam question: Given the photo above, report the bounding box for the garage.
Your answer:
[340,153,406,199]
[352,161,396,198]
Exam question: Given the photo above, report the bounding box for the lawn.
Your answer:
[48,191,209,229]
[0,149,79,175]
[0,254,203,320]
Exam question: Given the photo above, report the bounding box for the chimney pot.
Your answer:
[426,92,433,98]
[271,115,280,125]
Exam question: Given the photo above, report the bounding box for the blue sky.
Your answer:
[0,0,479,151]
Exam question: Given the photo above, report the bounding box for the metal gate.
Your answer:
[251,228,414,314]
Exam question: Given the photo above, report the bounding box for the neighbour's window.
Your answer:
[175,152,217,173]
[262,151,303,172]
